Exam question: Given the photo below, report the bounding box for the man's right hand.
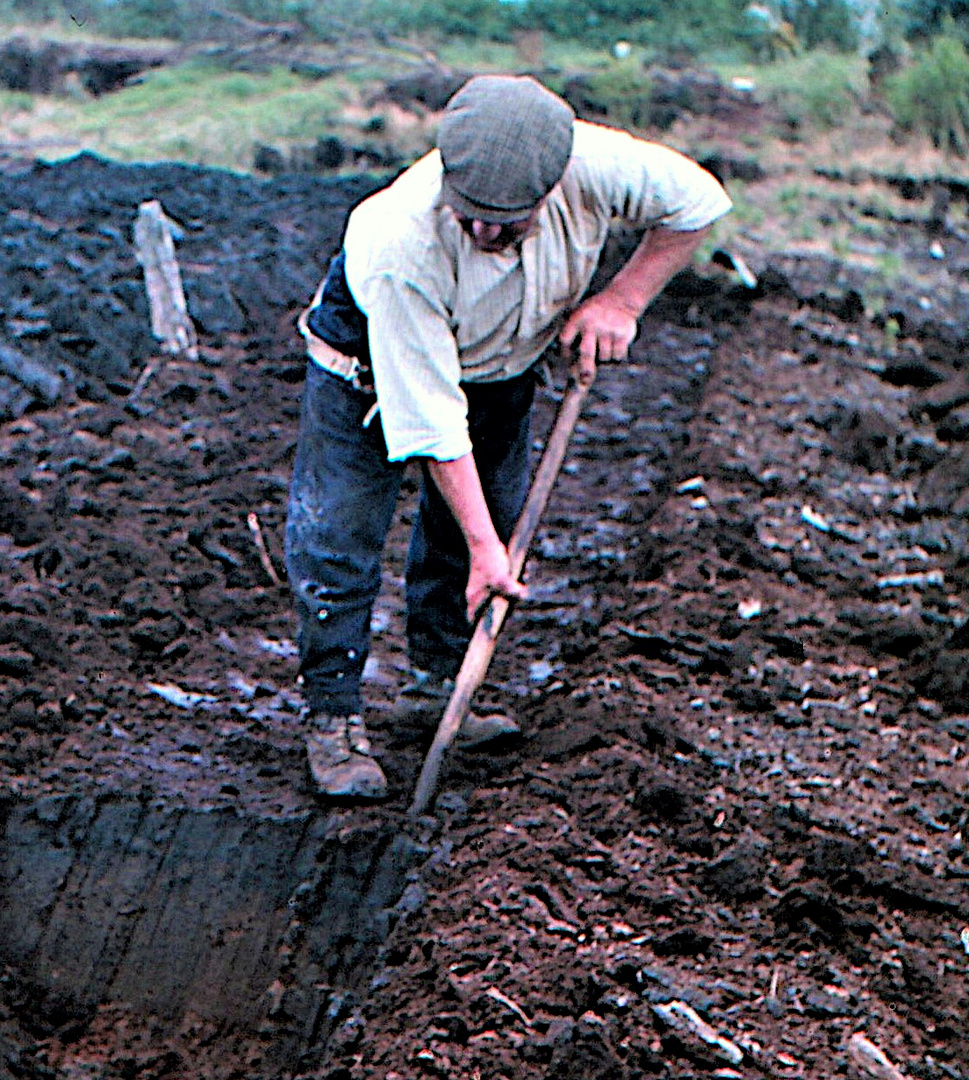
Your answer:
[426,454,527,623]
[466,536,527,623]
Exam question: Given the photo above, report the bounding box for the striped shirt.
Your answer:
[329,120,732,462]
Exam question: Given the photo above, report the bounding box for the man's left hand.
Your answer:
[560,224,714,383]
[560,294,639,383]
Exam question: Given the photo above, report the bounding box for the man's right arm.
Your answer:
[346,232,524,619]
[363,312,521,621]
[426,452,526,622]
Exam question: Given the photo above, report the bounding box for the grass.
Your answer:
[777,182,805,217]
[716,50,868,115]
[0,26,961,181]
[872,248,904,282]
[1,59,355,172]
[718,186,765,235]
[0,24,963,380]
[0,29,655,173]
[435,34,616,75]
[885,30,969,157]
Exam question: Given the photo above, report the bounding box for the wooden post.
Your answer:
[133,199,198,360]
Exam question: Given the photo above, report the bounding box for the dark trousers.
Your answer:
[285,361,535,715]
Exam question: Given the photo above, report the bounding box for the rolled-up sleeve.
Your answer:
[574,124,732,232]
[363,272,472,463]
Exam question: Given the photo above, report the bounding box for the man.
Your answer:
[285,74,731,799]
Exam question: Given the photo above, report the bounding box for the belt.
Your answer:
[297,307,373,393]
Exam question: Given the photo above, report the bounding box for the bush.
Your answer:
[885,28,969,154]
[378,0,518,40]
[782,0,859,52]
[760,51,866,133]
[900,0,969,45]
[572,60,653,128]
[297,0,521,41]
[88,0,212,41]
[646,0,750,55]
[504,0,750,52]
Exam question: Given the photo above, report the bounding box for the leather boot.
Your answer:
[304,712,387,798]
[399,669,521,747]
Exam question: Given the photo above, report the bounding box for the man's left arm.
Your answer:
[560,223,712,383]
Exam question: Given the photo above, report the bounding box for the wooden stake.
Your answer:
[134,199,198,360]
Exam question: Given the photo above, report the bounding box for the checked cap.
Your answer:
[438,75,575,223]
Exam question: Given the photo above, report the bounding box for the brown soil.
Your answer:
[1,83,968,1080]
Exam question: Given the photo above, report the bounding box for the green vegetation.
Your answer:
[1,0,969,168]
[571,59,654,129]
[0,0,864,57]
[435,36,607,75]
[901,0,969,44]
[831,233,851,259]
[1,61,352,171]
[2,0,968,62]
[0,88,33,112]
[884,27,969,155]
[0,0,960,336]
[872,248,904,282]
[777,182,805,216]
[724,189,767,233]
[725,50,867,133]
[787,0,858,52]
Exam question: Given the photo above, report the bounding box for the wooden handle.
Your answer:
[408,375,592,816]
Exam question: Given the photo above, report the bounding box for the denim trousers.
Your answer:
[285,360,535,716]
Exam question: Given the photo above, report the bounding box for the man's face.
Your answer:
[452,202,543,253]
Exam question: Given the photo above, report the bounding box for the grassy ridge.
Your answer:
[0,25,964,176]
[1,60,357,171]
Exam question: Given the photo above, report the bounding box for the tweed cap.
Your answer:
[438,75,575,223]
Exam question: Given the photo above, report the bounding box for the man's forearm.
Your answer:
[427,453,501,552]
[604,225,712,316]
[426,452,526,619]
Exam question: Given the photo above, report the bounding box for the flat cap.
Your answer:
[438,75,575,223]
